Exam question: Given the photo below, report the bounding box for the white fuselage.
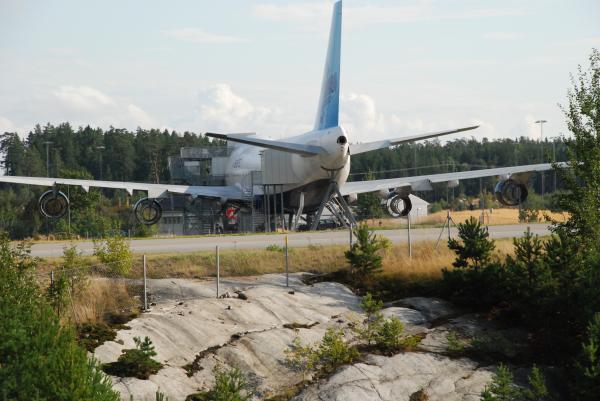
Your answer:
[224,126,350,204]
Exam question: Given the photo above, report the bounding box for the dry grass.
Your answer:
[364,208,568,229]
[37,236,520,324]
[69,278,139,324]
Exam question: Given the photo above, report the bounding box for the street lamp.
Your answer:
[535,120,547,197]
[43,141,53,177]
[96,145,105,180]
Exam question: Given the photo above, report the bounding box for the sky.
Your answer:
[0,0,599,143]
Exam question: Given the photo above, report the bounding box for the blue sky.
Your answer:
[0,0,598,142]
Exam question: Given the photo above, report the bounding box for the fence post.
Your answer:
[50,270,54,287]
[216,245,220,298]
[407,214,412,259]
[349,223,353,250]
[285,235,289,287]
[143,255,148,311]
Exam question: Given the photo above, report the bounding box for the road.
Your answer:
[28,223,550,258]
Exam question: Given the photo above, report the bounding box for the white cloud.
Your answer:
[196,84,272,132]
[127,104,156,128]
[483,32,524,41]
[163,28,248,44]
[253,2,525,29]
[0,116,16,133]
[53,86,115,111]
[340,92,497,142]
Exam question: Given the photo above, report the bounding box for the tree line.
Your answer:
[0,122,566,238]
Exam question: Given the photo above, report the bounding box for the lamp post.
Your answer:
[97,145,105,205]
[535,120,547,197]
[96,145,105,180]
[43,141,53,177]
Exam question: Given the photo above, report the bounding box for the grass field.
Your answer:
[364,208,567,229]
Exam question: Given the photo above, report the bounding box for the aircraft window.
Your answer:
[337,136,347,145]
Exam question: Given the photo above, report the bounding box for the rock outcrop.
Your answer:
[94,274,495,401]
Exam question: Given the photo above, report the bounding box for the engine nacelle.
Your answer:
[133,198,163,225]
[494,179,528,206]
[387,195,412,217]
[39,190,69,219]
[376,189,390,200]
[345,193,358,205]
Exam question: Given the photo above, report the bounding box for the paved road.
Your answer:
[29,223,550,258]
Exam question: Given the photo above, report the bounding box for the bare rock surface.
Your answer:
[293,353,493,401]
[94,274,495,401]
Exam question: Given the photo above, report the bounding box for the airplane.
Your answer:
[0,0,557,231]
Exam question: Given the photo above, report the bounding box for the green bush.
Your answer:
[94,235,133,275]
[576,312,600,400]
[0,236,119,401]
[446,331,466,355]
[355,293,421,352]
[481,364,550,401]
[345,224,387,279]
[285,327,358,376]
[186,366,251,401]
[103,336,162,379]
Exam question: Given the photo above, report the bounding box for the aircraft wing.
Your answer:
[0,175,243,200]
[205,132,327,156]
[349,125,479,155]
[340,163,565,195]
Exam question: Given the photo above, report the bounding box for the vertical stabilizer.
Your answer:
[314,1,342,131]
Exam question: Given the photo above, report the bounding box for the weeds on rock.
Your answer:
[103,336,162,379]
[77,322,117,352]
[354,293,421,353]
[186,366,252,401]
[285,328,358,378]
[446,331,467,355]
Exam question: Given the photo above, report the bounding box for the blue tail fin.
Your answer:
[314,1,342,131]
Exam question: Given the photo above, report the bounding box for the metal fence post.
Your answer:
[407,214,412,258]
[216,245,220,298]
[143,255,148,311]
[50,270,54,287]
[285,235,289,287]
[349,223,353,250]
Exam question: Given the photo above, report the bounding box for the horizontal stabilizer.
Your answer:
[349,125,479,155]
[206,132,327,156]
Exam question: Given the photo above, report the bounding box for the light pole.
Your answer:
[535,120,547,197]
[43,141,53,177]
[97,145,105,205]
[96,145,105,180]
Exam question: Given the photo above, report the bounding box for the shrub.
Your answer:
[448,217,495,271]
[0,236,119,401]
[358,293,384,344]
[266,244,283,252]
[345,224,387,279]
[576,312,600,400]
[94,235,133,275]
[446,331,466,355]
[103,336,162,379]
[187,366,252,401]
[285,328,358,376]
[77,322,117,352]
[481,364,550,401]
[317,328,360,373]
[355,293,421,352]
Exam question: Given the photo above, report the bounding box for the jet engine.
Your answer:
[133,197,162,225]
[387,194,412,217]
[39,190,69,219]
[494,179,528,206]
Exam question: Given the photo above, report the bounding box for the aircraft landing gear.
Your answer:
[309,173,357,231]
